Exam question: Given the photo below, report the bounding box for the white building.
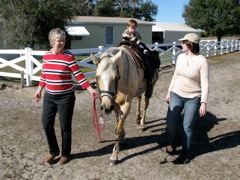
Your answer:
[152,22,201,43]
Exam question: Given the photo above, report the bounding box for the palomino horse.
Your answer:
[91,45,160,165]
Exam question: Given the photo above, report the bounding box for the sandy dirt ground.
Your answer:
[0,52,240,180]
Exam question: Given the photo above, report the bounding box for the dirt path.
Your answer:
[0,52,240,180]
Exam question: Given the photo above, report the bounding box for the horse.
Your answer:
[91,44,160,165]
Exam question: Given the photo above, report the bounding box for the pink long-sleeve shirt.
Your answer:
[168,53,209,103]
[39,50,90,95]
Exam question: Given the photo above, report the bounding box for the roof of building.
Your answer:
[153,22,200,32]
[65,26,90,36]
[69,16,155,26]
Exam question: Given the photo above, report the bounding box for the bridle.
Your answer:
[95,58,120,103]
[96,75,119,101]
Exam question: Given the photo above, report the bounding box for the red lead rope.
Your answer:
[92,96,105,141]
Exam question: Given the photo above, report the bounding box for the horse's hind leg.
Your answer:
[139,96,149,132]
[136,95,142,124]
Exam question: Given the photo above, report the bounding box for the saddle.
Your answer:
[118,41,145,69]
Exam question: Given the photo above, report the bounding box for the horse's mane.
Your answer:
[101,47,121,59]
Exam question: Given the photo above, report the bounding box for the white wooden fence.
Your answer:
[0,39,239,87]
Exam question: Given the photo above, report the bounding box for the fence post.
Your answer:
[98,46,104,55]
[226,40,229,54]
[238,40,240,51]
[214,40,217,56]
[235,40,238,51]
[154,42,159,51]
[220,40,223,55]
[25,47,32,86]
[206,40,210,57]
[172,42,177,64]
[21,71,24,89]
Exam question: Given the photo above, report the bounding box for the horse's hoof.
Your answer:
[120,138,126,144]
[136,118,141,125]
[139,127,145,132]
[109,159,118,166]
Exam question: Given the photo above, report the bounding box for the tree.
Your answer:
[74,0,95,16]
[182,0,240,41]
[134,0,158,21]
[0,0,158,49]
[94,0,158,21]
[0,0,94,49]
[93,0,118,17]
[0,0,39,48]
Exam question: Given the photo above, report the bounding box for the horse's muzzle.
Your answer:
[100,93,115,114]
[101,104,114,114]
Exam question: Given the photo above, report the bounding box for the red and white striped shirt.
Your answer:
[39,50,90,94]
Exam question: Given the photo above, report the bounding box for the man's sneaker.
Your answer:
[59,156,70,165]
[45,153,59,163]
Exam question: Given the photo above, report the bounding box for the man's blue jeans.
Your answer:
[42,91,76,156]
[167,92,200,152]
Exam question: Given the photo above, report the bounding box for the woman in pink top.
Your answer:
[165,33,209,164]
[35,28,98,165]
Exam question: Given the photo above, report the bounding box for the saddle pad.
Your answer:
[122,45,144,69]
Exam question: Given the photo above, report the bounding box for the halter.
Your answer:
[96,76,119,101]
[95,61,120,103]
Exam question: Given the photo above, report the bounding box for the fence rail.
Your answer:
[0,39,239,87]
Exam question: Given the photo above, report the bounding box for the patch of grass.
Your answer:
[0,61,25,73]
[75,55,89,61]
[79,66,95,73]
[209,51,240,62]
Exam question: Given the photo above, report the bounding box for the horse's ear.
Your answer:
[90,54,101,65]
[111,50,123,64]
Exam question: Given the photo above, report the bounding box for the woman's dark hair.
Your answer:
[183,40,200,54]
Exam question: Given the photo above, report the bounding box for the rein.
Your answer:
[92,57,120,141]
[92,95,105,141]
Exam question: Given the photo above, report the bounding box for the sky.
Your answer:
[151,0,189,24]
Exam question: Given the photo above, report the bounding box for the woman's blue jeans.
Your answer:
[167,92,200,152]
[42,91,76,156]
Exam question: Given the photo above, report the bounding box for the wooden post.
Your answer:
[21,71,24,89]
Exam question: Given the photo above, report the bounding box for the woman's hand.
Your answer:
[166,91,171,104]
[87,86,99,99]
[35,86,43,102]
[199,102,207,117]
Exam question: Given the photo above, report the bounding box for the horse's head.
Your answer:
[91,52,121,114]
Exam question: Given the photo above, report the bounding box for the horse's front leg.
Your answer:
[109,102,131,165]
[136,95,142,124]
[139,96,149,132]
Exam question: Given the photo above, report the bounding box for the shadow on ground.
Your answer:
[71,111,239,163]
[192,111,240,158]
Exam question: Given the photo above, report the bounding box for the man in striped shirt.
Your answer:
[35,28,98,165]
